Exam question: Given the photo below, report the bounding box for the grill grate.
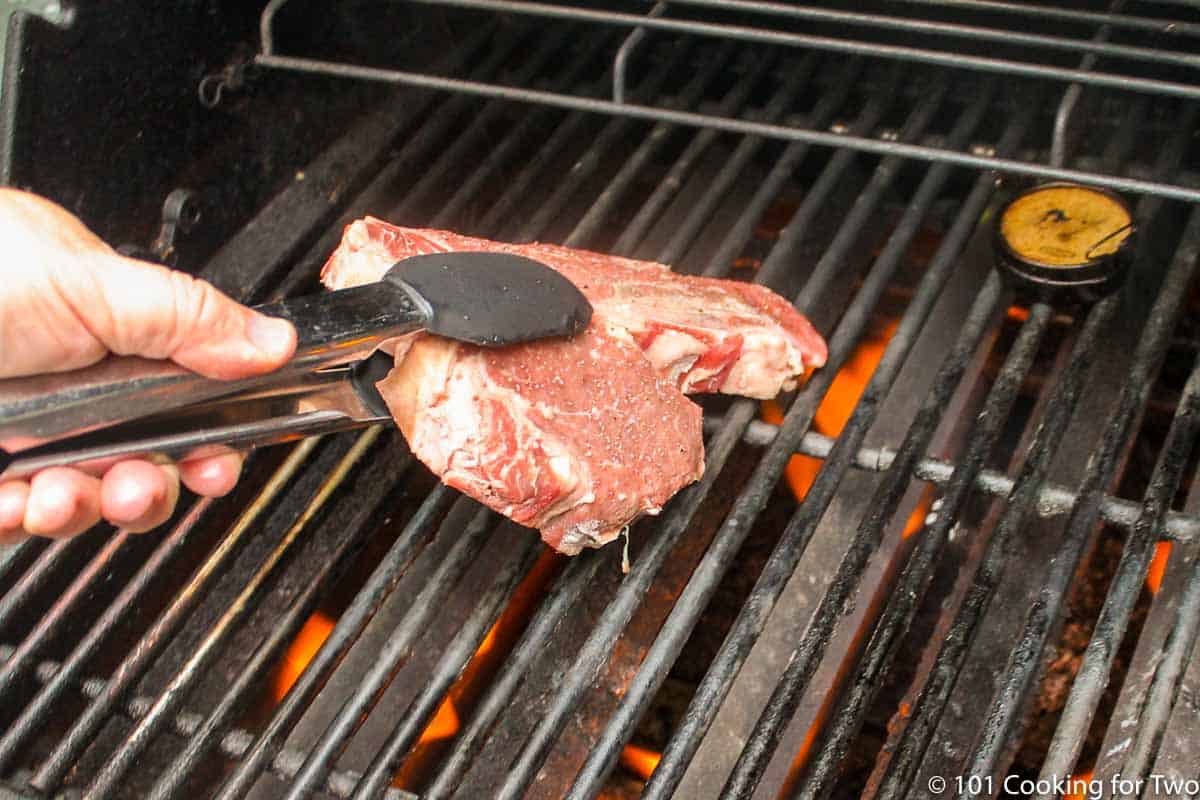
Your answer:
[254,0,1200,204]
[3,2,1200,799]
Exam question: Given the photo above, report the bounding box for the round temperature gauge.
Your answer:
[994,183,1135,298]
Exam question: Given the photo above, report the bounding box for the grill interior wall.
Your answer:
[1,2,1199,799]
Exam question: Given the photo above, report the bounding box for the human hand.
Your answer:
[0,189,297,544]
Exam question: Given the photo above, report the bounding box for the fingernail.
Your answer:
[247,314,296,360]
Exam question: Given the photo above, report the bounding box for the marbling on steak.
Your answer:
[322,218,826,553]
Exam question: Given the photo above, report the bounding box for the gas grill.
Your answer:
[2,1,1200,798]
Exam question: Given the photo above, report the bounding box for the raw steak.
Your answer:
[385,326,704,554]
[322,219,826,553]
[323,219,827,396]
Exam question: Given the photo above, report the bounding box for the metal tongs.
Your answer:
[0,252,593,479]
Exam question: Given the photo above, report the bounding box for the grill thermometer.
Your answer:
[993,182,1135,301]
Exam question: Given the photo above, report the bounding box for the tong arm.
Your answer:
[0,281,419,449]
[0,353,397,480]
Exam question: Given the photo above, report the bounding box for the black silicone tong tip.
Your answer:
[386,252,593,347]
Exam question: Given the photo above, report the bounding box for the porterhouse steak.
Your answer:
[322,219,827,553]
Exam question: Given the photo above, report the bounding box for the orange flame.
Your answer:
[273,549,569,792]
[759,321,906,511]
[390,546,565,790]
[399,551,565,766]
[620,743,663,781]
[780,601,877,792]
[902,487,935,540]
[1065,769,1094,800]
[273,612,335,701]
[272,611,461,750]
[418,697,461,742]
[458,546,562,686]
[760,399,824,502]
[1146,542,1172,595]
[814,323,895,437]
[1006,305,1031,323]
[766,320,950,793]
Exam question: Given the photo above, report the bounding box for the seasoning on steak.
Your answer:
[322,218,826,553]
[386,326,704,553]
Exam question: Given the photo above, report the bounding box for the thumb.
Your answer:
[59,255,297,380]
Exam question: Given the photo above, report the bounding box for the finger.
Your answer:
[0,531,29,547]
[50,255,297,380]
[179,452,243,498]
[24,468,102,538]
[100,461,180,533]
[0,481,30,531]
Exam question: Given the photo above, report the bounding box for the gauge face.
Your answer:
[999,185,1133,268]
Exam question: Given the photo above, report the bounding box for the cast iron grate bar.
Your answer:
[424,51,852,800]
[664,54,864,279]
[212,34,781,800]
[564,74,1032,800]
[261,23,575,304]
[427,41,795,798]
[2,26,589,795]
[211,481,457,800]
[429,53,883,800]
[0,497,214,775]
[795,271,1009,798]
[0,644,418,800]
[786,94,1150,793]
[133,28,667,796]
[494,54,906,772]
[957,119,1200,796]
[427,33,623,228]
[737,86,1162,799]
[27,439,320,794]
[143,430,414,800]
[198,22,499,304]
[719,420,1200,544]
[1109,473,1200,784]
[373,24,600,226]
[513,40,724,244]
[0,539,40,590]
[568,67,967,798]
[1,7,1197,798]
[349,534,544,800]
[1,25,536,794]
[607,48,790,256]
[0,537,80,635]
[635,85,1034,800]
[620,51,816,262]
[280,501,500,798]
[1033,345,1200,794]
[83,432,389,799]
[760,63,914,294]
[421,551,601,800]
[560,38,755,247]
[0,530,129,703]
[253,0,1200,204]
[874,128,1200,799]
[712,125,1047,800]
